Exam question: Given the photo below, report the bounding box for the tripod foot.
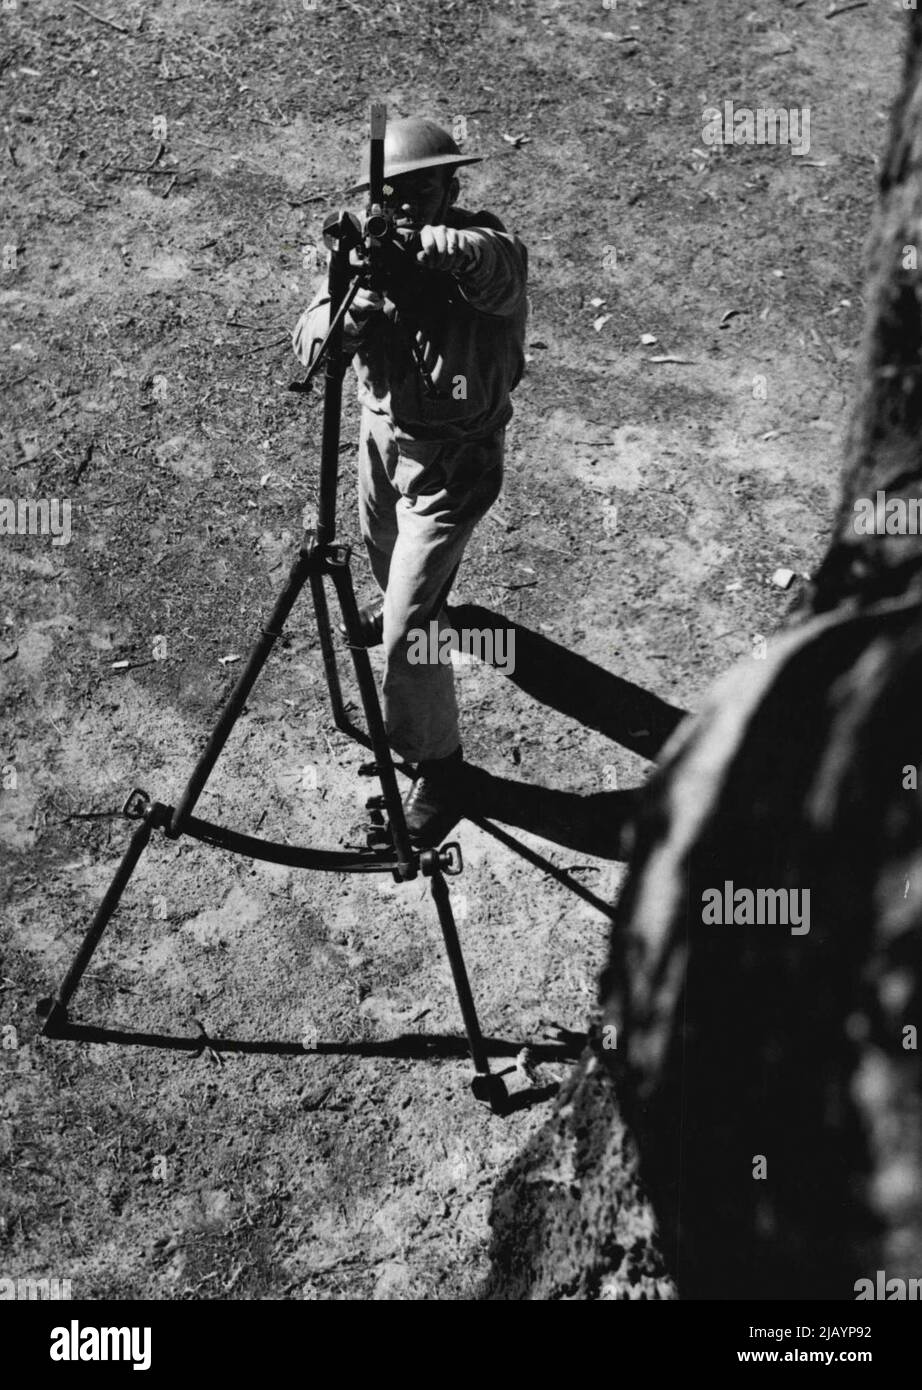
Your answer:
[470,1072,508,1114]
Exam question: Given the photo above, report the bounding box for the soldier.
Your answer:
[293,116,528,847]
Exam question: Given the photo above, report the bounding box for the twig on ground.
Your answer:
[284,191,327,206]
[184,34,234,78]
[114,165,178,175]
[224,319,286,332]
[825,0,868,16]
[73,439,94,483]
[73,2,133,35]
[234,335,290,355]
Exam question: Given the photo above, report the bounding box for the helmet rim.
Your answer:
[345,115,482,196]
[346,153,482,197]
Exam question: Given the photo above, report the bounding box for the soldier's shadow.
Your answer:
[449,603,687,873]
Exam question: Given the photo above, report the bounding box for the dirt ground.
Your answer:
[0,0,905,1299]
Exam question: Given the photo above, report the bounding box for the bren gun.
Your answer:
[292,108,456,404]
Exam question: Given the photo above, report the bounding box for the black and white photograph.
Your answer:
[1,0,920,1354]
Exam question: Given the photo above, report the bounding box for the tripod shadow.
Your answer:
[444,604,687,883]
[464,769,638,862]
[50,1020,582,1059]
[450,603,686,756]
[49,1019,584,1115]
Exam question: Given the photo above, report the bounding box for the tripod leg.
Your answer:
[38,817,153,1035]
[169,549,313,836]
[309,569,348,732]
[329,559,416,875]
[429,867,505,1110]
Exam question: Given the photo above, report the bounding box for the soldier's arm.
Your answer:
[416,221,527,317]
[291,286,376,368]
[450,228,528,317]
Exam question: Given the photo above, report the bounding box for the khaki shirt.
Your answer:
[292,207,528,443]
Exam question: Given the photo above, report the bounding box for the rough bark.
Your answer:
[483,12,922,1300]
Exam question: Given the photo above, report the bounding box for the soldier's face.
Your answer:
[381,169,452,226]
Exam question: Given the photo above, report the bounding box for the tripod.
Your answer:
[37,140,507,1110]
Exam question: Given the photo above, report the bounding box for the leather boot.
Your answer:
[402,747,465,848]
[340,601,384,648]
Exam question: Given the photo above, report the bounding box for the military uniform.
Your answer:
[292,206,528,764]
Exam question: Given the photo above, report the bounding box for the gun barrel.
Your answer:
[365,211,390,240]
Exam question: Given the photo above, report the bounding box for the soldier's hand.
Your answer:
[350,285,385,316]
[416,225,481,274]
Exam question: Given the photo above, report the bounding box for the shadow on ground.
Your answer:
[449,604,688,863]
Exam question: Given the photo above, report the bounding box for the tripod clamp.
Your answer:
[421,843,463,877]
[122,787,164,825]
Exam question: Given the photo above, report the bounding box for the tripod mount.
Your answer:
[37,103,507,1112]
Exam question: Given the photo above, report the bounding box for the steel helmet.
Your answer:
[346,116,482,195]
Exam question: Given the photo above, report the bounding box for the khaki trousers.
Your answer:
[357,407,504,762]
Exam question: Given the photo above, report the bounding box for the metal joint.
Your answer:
[440,842,464,875]
[121,788,151,819]
[325,543,352,569]
[420,842,463,877]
